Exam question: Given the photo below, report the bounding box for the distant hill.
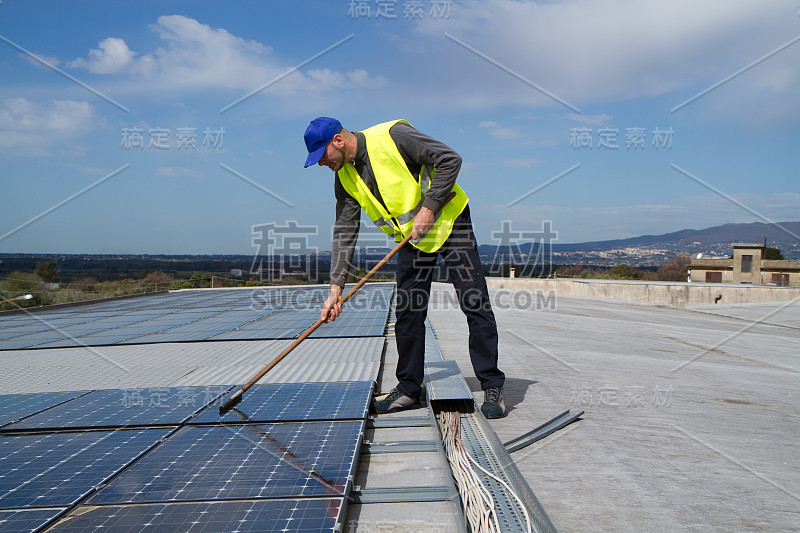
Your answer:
[478,221,800,260]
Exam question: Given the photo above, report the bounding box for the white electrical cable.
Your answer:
[437,409,533,533]
[439,409,495,531]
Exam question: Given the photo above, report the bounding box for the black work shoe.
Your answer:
[371,387,421,414]
[481,386,506,419]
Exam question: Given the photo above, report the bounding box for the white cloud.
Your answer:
[514,114,545,121]
[478,120,523,139]
[69,37,139,74]
[679,192,800,222]
[563,113,612,126]
[413,0,799,120]
[67,15,386,94]
[0,98,97,131]
[474,190,800,243]
[21,52,61,69]
[157,166,203,179]
[305,68,389,89]
[495,158,545,167]
[0,98,102,155]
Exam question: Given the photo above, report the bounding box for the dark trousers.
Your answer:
[394,205,505,397]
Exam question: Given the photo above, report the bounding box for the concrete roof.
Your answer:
[428,282,799,532]
[3,282,797,532]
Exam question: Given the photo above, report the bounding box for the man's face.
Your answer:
[317,136,347,172]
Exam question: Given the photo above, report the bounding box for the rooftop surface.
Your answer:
[428,283,799,532]
[1,282,798,532]
[0,285,396,532]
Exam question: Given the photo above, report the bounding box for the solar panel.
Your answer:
[88,421,364,504]
[0,391,87,428]
[190,381,373,424]
[45,498,344,532]
[0,428,172,508]
[0,327,51,339]
[4,387,232,431]
[0,285,394,350]
[30,336,139,349]
[208,328,301,340]
[0,333,67,349]
[0,508,66,533]
[117,333,212,344]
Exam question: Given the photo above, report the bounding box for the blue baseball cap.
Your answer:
[304,117,342,168]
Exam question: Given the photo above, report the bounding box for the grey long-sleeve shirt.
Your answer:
[330,122,462,287]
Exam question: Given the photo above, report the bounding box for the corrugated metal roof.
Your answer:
[0,337,385,394]
[173,361,381,386]
[0,285,392,394]
[1,364,194,394]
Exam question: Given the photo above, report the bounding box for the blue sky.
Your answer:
[1,0,798,254]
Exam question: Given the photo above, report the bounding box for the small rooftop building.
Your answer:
[689,242,800,286]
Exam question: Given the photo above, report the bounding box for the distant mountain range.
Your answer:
[478,221,800,260]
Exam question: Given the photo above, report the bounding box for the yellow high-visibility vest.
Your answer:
[337,119,469,253]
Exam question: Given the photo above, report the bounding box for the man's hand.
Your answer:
[411,206,435,240]
[321,284,343,323]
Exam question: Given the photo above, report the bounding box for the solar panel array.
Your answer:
[0,284,393,350]
[0,382,371,532]
[0,428,173,509]
[191,381,373,424]
[45,499,344,532]
[0,391,87,428]
[0,509,68,533]
[89,422,362,504]
[5,387,230,431]
[0,285,389,531]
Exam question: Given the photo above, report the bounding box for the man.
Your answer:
[303,117,506,419]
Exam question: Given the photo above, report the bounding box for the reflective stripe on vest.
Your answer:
[337,119,469,253]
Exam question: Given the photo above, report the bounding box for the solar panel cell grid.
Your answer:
[45,499,344,533]
[0,507,66,533]
[208,328,300,340]
[191,381,373,424]
[0,284,393,349]
[88,421,364,504]
[0,428,172,508]
[0,391,86,428]
[0,329,46,340]
[4,387,232,431]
